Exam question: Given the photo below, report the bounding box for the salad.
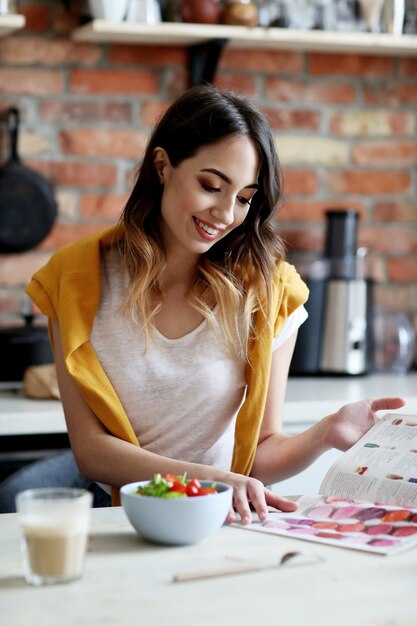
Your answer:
[135,473,218,499]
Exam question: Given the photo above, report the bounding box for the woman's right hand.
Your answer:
[223,472,298,525]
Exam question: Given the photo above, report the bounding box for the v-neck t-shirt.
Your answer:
[90,246,307,472]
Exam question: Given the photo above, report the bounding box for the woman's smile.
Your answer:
[193,216,224,240]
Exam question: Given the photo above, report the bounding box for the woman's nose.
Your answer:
[211,197,235,226]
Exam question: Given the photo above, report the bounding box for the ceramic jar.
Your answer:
[222,0,258,27]
[180,0,222,24]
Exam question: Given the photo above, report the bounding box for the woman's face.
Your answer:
[154,134,259,258]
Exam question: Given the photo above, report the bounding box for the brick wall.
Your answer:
[0,1,416,349]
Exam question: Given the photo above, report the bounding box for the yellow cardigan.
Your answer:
[26,226,308,504]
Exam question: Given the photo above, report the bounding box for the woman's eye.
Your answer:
[237,196,252,207]
[201,183,220,193]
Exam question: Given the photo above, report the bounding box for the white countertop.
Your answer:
[1,506,416,626]
[284,372,417,429]
[0,373,416,437]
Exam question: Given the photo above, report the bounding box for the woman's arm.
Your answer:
[251,333,406,485]
[51,320,296,523]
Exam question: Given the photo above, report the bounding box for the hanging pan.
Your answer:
[0,107,57,253]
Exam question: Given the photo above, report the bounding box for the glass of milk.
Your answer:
[15,488,93,586]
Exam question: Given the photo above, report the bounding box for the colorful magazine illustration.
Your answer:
[243,413,417,555]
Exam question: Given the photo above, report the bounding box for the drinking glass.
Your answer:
[16,488,92,586]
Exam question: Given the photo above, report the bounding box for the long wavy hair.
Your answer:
[119,85,285,358]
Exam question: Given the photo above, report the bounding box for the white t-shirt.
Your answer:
[90,247,307,475]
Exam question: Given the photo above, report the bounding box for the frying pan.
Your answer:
[0,107,57,253]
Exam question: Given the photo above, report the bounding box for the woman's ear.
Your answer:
[153,147,168,183]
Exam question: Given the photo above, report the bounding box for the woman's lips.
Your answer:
[193,216,223,240]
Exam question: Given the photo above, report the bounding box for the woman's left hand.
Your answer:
[323,397,406,452]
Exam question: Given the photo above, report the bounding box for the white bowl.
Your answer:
[120,480,233,545]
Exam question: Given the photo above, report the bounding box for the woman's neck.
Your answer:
[159,247,200,295]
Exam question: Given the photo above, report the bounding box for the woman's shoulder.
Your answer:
[272,260,308,292]
[271,261,309,323]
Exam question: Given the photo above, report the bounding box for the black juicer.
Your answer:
[290,209,373,376]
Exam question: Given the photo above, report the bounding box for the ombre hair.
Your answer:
[119,85,285,358]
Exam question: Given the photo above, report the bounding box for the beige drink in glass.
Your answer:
[16,488,92,586]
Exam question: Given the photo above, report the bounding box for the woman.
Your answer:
[12,86,405,521]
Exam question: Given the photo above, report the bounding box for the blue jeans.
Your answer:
[0,449,111,513]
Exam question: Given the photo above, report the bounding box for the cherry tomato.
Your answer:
[186,478,202,497]
[163,473,179,484]
[170,480,187,494]
[198,487,216,496]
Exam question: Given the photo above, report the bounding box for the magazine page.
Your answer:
[319,413,417,507]
[239,495,417,555]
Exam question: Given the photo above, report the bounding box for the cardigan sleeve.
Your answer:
[272,262,309,337]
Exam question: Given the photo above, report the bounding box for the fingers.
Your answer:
[233,484,255,525]
[368,397,406,412]
[246,483,269,523]
[265,490,298,513]
[226,505,236,525]
[229,479,298,526]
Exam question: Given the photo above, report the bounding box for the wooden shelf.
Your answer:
[0,13,25,37]
[72,20,417,56]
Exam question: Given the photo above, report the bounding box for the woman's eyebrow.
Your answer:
[200,168,258,190]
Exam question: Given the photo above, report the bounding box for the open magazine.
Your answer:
[243,413,417,555]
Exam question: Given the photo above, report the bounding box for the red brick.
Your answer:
[30,161,118,188]
[140,100,172,126]
[0,68,64,95]
[279,226,323,252]
[360,227,417,254]
[39,100,132,123]
[326,171,411,195]
[280,200,365,223]
[308,53,393,77]
[19,3,50,32]
[374,283,417,311]
[70,69,159,95]
[364,83,417,106]
[0,289,24,314]
[124,166,138,190]
[282,169,318,195]
[398,57,417,77]
[265,78,356,104]
[59,129,148,159]
[165,68,188,97]
[372,201,417,222]
[262,108,320,131]
[39,223,107,250]
[0,36,102,66]
[330,110,415,136]
[353,141,417,166]
[0,253,51,284]
[109,44,188,66]
[214,73,256,96]
[56,191,78,220]
[388,258,417,282]
[80,193,130,220]
[221,49,303,73]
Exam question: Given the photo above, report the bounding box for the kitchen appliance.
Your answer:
[372,309,416,373]
[0,108,57,253]
[0,313,53,383]
[290,209,373,376]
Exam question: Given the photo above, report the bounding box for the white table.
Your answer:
[0,506,416,626]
